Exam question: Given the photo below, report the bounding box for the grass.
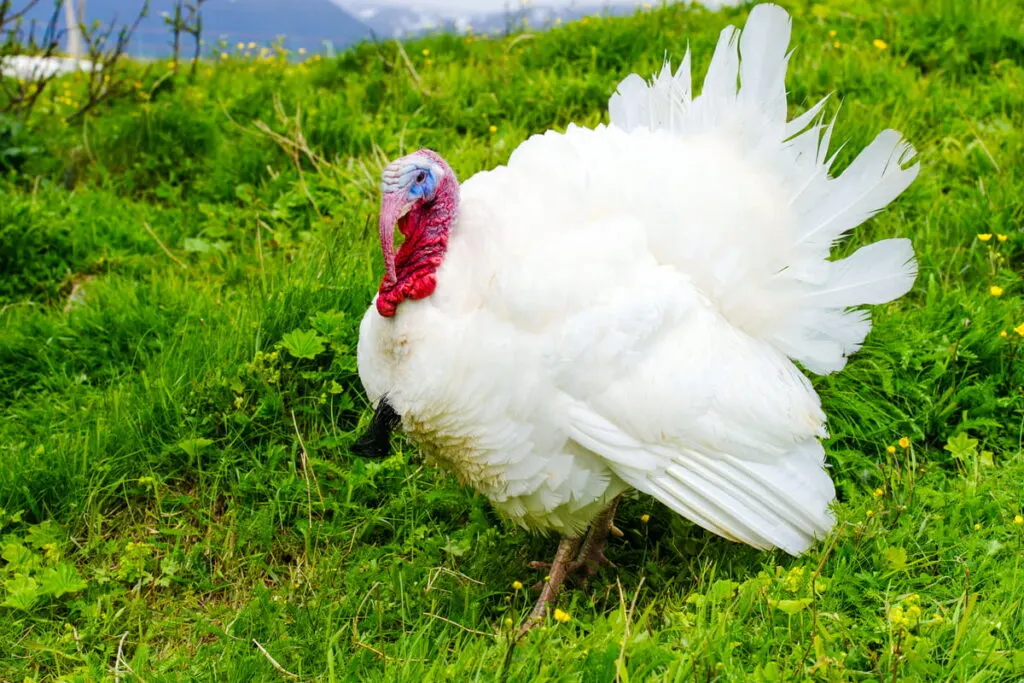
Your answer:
[0,0,1023,679]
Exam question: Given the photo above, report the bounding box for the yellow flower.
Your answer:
[973,523,982,531]
[873,39,888,50]
[886,445,897,454]
[1013,514,1024,525]
[422,48,430,56]
[512,581,523,590]
[828,29,837,37]
[489,125,498,134]
[866,510,874,518]
[553,608,570,623]
[873,488,884,498]
[1015,323,1024,337]
[247,41,257,49]
[298,48,307,55]
[990,285,1004,297]
[236,42,244,50]
[833,41,841,48]
[504,617,513,627]
[977,233,992,241]
[220,52,228,60]
[898,437,910,449]
[999,330,1008,338]
[554,17,562,24]
[640,513,650,523]
[996,234,1008,242]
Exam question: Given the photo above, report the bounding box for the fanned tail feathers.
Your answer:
[608,3,919,375]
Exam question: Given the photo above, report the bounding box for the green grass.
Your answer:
[1,0,1023,679]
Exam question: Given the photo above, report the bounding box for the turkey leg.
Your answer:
[572,494,623,579]
[519,495,623,635]
[519,536,581,635]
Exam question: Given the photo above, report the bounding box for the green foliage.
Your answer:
[280,328,327,360]
[0,114,42,172]
[0,0,1023,679]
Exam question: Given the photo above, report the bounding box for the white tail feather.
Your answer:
[607,3,919,374]
[806,238,917,308]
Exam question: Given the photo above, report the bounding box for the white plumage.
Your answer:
[358,4,918,557]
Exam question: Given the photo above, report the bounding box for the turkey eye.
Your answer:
[415,171,427,184]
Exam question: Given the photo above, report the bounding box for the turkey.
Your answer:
[356,3,919,633]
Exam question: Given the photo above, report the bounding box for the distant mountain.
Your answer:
[334,1,742,40]
[339,2,643,39]
[20,0,372,57]
[14,0,740,58]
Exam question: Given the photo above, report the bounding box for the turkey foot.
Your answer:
[519,496,623,635]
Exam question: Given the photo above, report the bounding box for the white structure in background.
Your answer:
[0,0,99,81]
[64,0,86,58]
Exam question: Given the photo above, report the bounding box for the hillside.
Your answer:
[0,0,1023,679]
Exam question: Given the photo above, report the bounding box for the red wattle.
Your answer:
[376,150,459,317]
[376,224,447,316]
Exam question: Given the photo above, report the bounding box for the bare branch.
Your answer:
[0,0,65,120]
[64,0,150,122]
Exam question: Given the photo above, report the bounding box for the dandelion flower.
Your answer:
[866,510,874,518]
[220,53,228,60]
[1015,323,1024,337]
[990,285,1004,297]
[828,29,837,37]
[898,437,910,449]
[873,488,884,498]
[886,445,897,454]
[973,523,982,531]
[640,513,650,523]
[833,41,841,48]
[873,39,888,50]
[247,42,257,49]
[236,42,244,50]
[422,48,430,56]
[999,330,1008,338]
[977,233,992,241]
[512,581,523,590]
[996,234,1008,242]
[504,617,513,627]
[489,125,498,134]
[298,48,307,55]
[553,608,570,623]
[1014,515,1023,525]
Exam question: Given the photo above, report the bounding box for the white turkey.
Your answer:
[355,3,919,633]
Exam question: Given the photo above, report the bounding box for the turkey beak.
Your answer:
[379,192,407,287]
